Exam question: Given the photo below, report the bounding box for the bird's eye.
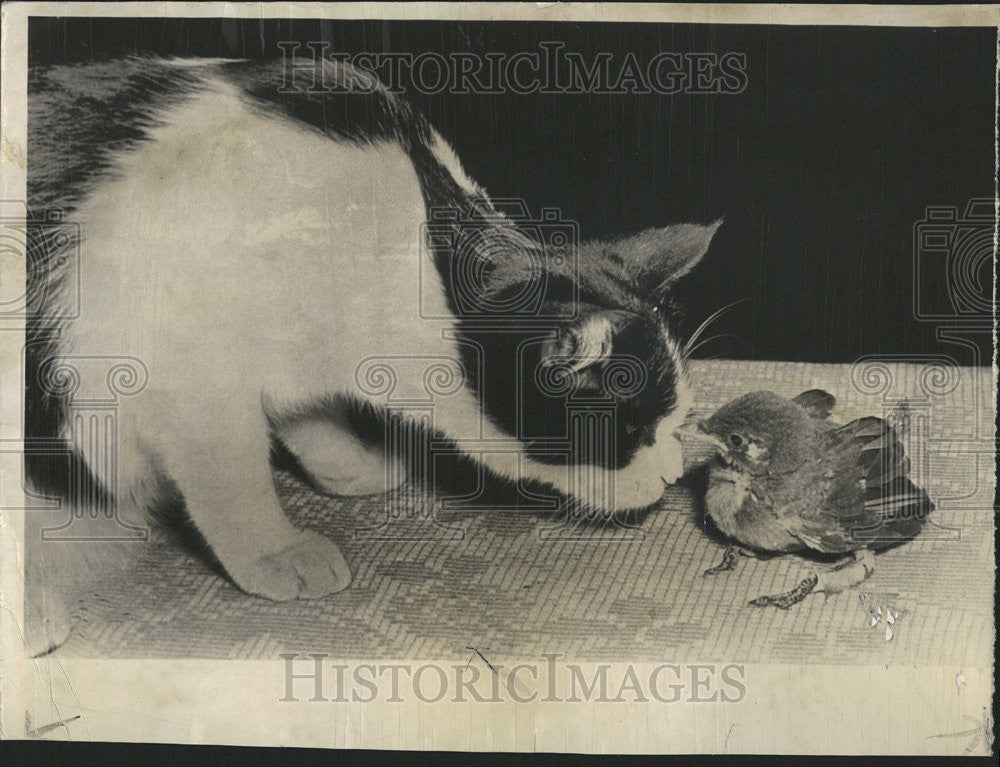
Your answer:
[728,433,744,449]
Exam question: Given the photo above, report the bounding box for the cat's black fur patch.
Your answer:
[26,55,706,501]
[214,58,692,469]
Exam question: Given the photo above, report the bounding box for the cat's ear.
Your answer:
[616,219,722,297]
[539,311,622,389]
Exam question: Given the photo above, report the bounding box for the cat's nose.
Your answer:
[673,421,708,441]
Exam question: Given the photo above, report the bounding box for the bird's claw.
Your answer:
[703,546,739,576]
[748,573,819,609]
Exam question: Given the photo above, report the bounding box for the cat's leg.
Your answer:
[23,498,150,656]
[23,446,158,657]
[157,407,351,600]
[278,418,407,497]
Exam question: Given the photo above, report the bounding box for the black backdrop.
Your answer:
[29,17,996,365]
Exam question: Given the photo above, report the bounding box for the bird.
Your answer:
[674,389,934,608]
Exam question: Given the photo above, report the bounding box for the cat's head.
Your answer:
[440,214,721,516]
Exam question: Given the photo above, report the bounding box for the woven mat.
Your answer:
[60,360,995,665]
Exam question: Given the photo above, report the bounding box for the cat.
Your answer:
[23,55,720,655]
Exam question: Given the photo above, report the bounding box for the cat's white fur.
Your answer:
[28,67,691,652]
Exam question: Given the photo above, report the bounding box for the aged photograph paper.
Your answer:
[0,1,996,754]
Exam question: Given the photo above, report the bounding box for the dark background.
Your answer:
[29,17,996,365]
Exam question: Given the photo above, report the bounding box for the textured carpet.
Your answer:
[57,360,995,664]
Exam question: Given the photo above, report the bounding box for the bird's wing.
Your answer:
[787,417,934,553]
[792,389,836,420]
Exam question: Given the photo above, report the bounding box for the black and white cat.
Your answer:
[24,56,719,654]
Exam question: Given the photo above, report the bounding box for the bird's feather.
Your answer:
[787,416,933,553]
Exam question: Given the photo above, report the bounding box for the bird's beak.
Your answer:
[673,420,727,451]
[673,419,709,440]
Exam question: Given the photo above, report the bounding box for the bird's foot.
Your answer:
[704,545,766,576]
[704,546,739,576]
[749,573,819,609]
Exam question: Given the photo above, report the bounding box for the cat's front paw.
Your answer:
[230,531,352,601]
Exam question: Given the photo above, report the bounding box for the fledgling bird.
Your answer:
[676,389,934,608]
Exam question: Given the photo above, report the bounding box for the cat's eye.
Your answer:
[728,433,744,449]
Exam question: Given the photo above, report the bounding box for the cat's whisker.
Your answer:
[683,333,739,360]
[681,298,750,359]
